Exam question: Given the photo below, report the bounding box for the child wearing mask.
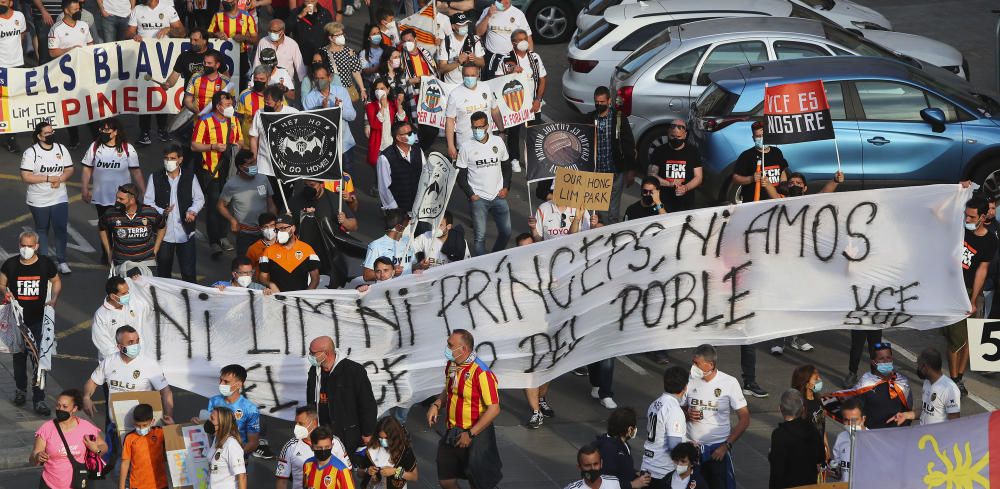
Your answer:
[120,403,168,489]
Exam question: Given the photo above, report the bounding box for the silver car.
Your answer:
[609,16,957,165]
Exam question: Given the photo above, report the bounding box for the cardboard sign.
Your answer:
[552,167,612,211]
[164,423,211,489]
[109,390,163,437]
[967,318,1000,372]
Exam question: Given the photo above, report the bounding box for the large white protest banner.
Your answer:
[416,74,536,130]
[0,39,239,133]
[131,185,971,420]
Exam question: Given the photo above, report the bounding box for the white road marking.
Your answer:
[620,355,648,375]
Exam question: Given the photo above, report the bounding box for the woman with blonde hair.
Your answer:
[363,416,418,488]
[322,21,367,102]
[206,407,247,489]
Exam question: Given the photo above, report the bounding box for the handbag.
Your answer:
[85,446,108,480]
[328,51,361,102]
[52,420,90,489]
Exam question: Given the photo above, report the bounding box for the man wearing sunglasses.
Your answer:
[647,119,702,213]
[623,177,666,221]
[98,183,166,274]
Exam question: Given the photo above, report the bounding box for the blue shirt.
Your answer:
[207,395,261,443]
[302,85,357,152]
[362,234,412,274]
[594,111,613,173]
[211,280,266,290]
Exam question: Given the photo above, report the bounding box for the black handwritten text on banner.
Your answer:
[131,185,971,420]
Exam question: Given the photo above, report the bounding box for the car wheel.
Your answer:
[723,180,745,205]
[975,160,1000,199]
[527,0,574,44]
[636,125,673,170]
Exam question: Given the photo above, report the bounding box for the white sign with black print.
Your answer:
[130,185,972,420]
[967,319,1000,372]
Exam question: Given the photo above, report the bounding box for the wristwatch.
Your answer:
[725,441,733,450]
[464,429,474,438]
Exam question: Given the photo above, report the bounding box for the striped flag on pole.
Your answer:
[399,2,438,53]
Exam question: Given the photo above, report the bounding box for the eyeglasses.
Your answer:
[873,342,892,351]
[117,186,135,197]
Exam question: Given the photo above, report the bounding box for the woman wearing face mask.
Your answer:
[730,120,788,204]
[592,407,652,489]
[378,49,406,93]
[321,22,367,102]
[31,389,108,489]
[81,119,144,265]
[21,122,75,275]
[205,407,247,489]
[365,78,408,167]
[359,24,386,90]
[362,416,418,489]
[791,365,829,459]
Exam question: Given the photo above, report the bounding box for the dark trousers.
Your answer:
[156,239,197,283]
[848,330,882,375]
[197,170,227,245]
[699,442,736,489]
[95,204,113,264]
[236,232,258,257]
[587,358,614,399]
[13,320,45,403]
[740,344,756,384]
[504,113,541,164]
[32,17,51,64]
[418,124,438,154]
[139,113,168,134]
[367,0,387,25]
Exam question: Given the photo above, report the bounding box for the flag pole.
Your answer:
[276,176,291,215]
[833,138,843,173]
[755,83,766,202]
[337,107,344,216]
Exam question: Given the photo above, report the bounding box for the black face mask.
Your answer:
[668,137,684,149]
[253,80,266,92]
[262,105,275,113]
[785,185,805,197]
[594,103,608,113]
[203,65,217,76]
[581,469,601,483]
[0,6,10,14]
[71,11,82,20]
[222,2,234,9]
[55,409,71,422]
[641,194,653,206]
[114,201,127,212]
[38,134,53,145]
[302,186,318,201]
[916,367,927,380]
[203,420,216,435]
[99,132,112,144]
[314,448,333,461]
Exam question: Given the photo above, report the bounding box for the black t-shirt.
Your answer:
[804,395,825,436]
[962,228,998,289]
[173,50,208,87]
[0,256,57,325]
[649,143,702,210]
[733,146,789,203]
[859,381,908,430]
[623,200,659,222]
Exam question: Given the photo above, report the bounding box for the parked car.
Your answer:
[510,0,590,43]
[688,56,1000,204]
[607,17,965,167]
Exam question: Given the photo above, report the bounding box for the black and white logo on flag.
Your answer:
[262,107,343,181]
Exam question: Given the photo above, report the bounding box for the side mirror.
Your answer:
[920,107,947,133]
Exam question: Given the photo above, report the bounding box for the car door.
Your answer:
[852,80,965,187]
[690,40,769,106]
[645,45,709,119]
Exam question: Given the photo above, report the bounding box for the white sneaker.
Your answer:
[789,336,814,352]
[770,345,784,356]
[600,397,617,409]
[58,262,71,274]
[590,387,599,399]
[344,4,354,15]
[511,159,522,173]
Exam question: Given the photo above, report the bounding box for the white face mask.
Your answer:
[277,230,291,244]
[457,26,468,36]
[261,227,276,241]
[334,34,346,46]
[403,41,416,52]
[433,227,445,238]
[375,89,387,100]
[690,364,705,380]
[164,159,179,172]
[293,423,310,439]
[268,31,281,42]
[236,275,252,287]
[390,58,401,69]
[675,464,690,475]
[516,40,529,52]
[219,383,235,397]
[19,246,35,260]
[222,105,235,118]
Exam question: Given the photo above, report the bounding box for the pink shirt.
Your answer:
[35,418,101,489]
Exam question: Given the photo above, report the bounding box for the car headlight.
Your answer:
[851,21,888,30]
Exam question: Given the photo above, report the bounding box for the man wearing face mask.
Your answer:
[445,63,503,160]
[0,231,61,415]
[475,0,530,81]
[259,214,321,291]
[731,121,789,204]
[623,177,666,221]
[257,47,297,99]
[593,408,651,489]
[495,29,543,172]
[640,366,688,489]
[685,344,750,489]
[398,28,440,151]
[237,66,269,149]
[208,0,257,89]
[245,212,277,280]
[290,179,358,288]
[888,347,961,427]
[252,19,307,83]
[126,0,186,145]
[146,143,205,283]
[82,325,174,464]
[218,150,277,256]
[437,12,485,85]
[410,211,470,270]
[48,0,95,149]
[249,85,298,211]
[374,9,399,46]
[214,256,274,294]
[192,364,261,456]
[360,209,413,281]
[286,0,334,64]
[849,342,911,430]
[376,121,425,211]
[276,406,351,489]
[589,86,636,224]
[646,119,701,213]
[183,50,233,114]
[457,110,512,256]
[566,446,619,489]
[306,336,377,455]
[193,91,243,254]
[99,183,167,274]
[302,64,359,177]
[90,276,149,362]
[302,428,355,489]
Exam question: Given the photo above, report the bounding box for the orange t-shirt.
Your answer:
[122,427,168,489]
[246,237,270,282]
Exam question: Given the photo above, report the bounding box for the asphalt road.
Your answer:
[0,1,998,488]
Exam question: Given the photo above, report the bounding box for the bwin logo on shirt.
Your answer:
[38,164,64,173]
[0,29,21,39]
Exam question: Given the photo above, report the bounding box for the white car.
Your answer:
[563,0,966,113]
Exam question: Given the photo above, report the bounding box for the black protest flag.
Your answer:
[524,122,595,183]
[260,106,343,182]
[764,80,836,145]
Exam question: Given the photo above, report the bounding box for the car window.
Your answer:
[655,46,708,84]
[693,83,741,117]
[576,19,616,50]
[855,81,928,121]
[774,41,831,60]
[826,44,853,56]
[615,21,675,51]
[823,81,847,120]
[695,41,768,86]
[586,0,624,16]
[927,93,963,122]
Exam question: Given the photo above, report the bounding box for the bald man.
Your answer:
[305,336,377,453]
[253,19,307,83]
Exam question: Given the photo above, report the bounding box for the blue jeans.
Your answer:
[699,442,736,489]
[587,358,614,399]
[29,202,68,263]
[469,196,511,256]
[156,239,197,283]
[98,14,129,42]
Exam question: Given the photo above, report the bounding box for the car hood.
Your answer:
[862,30,963,69]
[824,0,891,29]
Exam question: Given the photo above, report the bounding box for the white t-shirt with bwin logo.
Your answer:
[0,11,27,67]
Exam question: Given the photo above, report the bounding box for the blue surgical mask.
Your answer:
[445,346,457,362]
[875,362,894,375]
[136,426,151,436]
[406,133,418,145]
[379,437,389,448]
[307,354,321,367]
[245,165,258,176]
[753,137,764,150]
[494,0,504,11]
[118,293,131,306]
[463,76,477,88]
[370,34,382,44]
[812,381,823,393]
[123,343,141,359]
[473,128,486,141]
[966,222,979,231]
